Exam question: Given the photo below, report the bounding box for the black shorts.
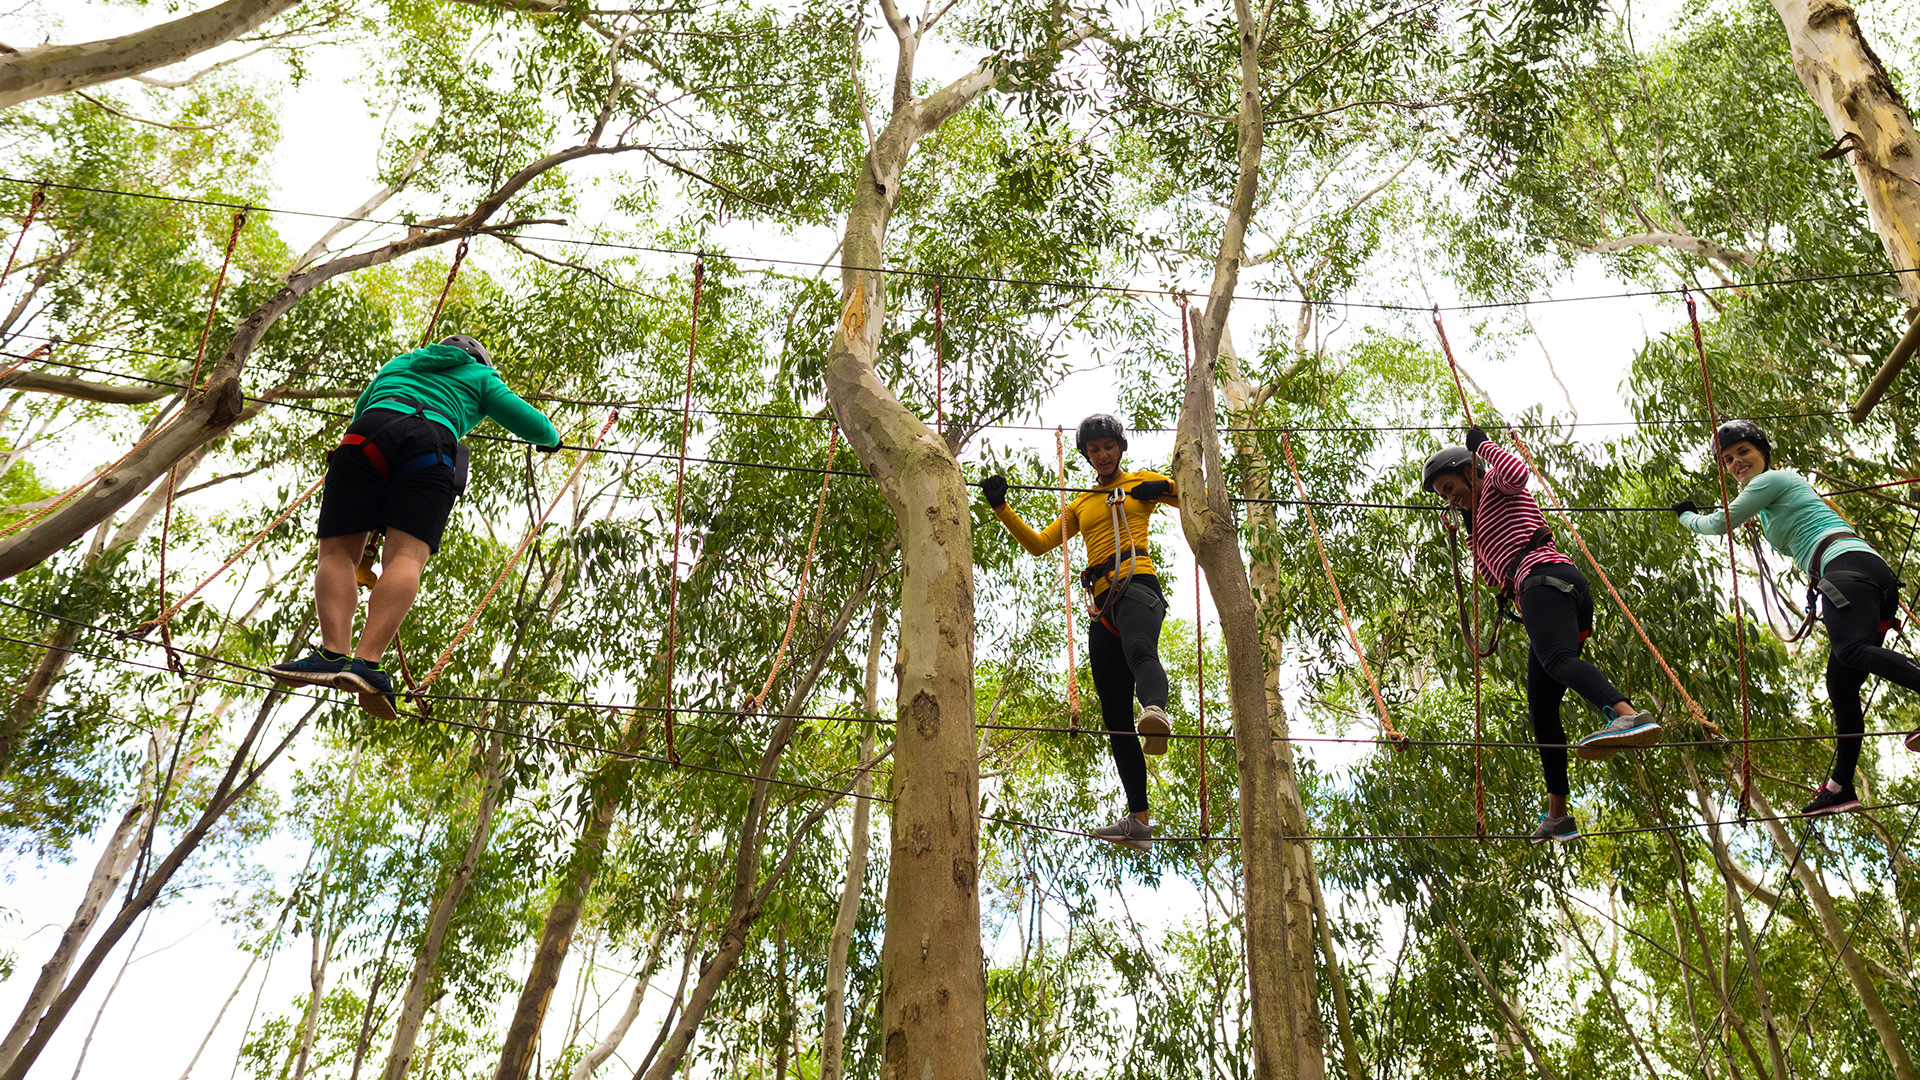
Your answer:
[316,409,469,553]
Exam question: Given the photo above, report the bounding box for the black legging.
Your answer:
[1088,574,1169,813]
[1518,562,1628,798]
[1819,552,1920,788]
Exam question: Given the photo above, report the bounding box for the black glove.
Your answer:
[980,474,1008,508]
[1671,499,1699,517]
[1128,479,1173,502]
[1465,426,1489,455]
[538,442,562,454]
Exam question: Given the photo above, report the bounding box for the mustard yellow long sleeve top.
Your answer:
[993,470,1179,596]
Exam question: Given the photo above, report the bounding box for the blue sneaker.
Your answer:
[336,659,398,720]
[1575,707,1663,761]
[268,649,349,687]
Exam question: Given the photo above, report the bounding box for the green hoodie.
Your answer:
[354,344,560,447]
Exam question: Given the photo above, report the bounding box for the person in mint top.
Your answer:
[1673,419,1920,816]
[269,334,561,718]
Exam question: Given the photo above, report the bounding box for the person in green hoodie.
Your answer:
[269,334,560,717]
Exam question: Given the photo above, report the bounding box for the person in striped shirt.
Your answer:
[1423,426,1663,842]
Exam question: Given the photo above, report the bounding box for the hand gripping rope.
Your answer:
[1429,307,1492,835]
[1683,290,1757,810]
[154,209,249,673]
[1280,433,1410,755]
[743,425,839,713]
[415,409,620,696]
[1055,427,1081,732]
[660,260,706,763]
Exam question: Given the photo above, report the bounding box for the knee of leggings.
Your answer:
[1534,644,1583,681]
[1829,636,1876,671]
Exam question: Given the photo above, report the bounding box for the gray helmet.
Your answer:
[1711,419,1770,466]
[439,333,492,367]
[1076,413,1128,453]
[1422,445,1476,493]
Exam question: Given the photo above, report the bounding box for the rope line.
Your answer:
[1431,309,1489,835]
[1280,431,1409,753]
[133,476,326,639]
[420,238,469,346]
[0,186,44,292]
[1685,289,1756,811]
[1055,427,1080,731]
[660,260,705,762]
[7,174,1920,315]
[6,621,1915,846]
[743,425,838,713]
[415,409,619,693]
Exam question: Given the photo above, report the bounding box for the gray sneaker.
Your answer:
[1530,813,1580,844]
[1138,705,1171,756]
[1575,707,1663,761]
[1091,814,1153,851]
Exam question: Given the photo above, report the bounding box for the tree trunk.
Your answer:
[290,922,334,1080]
[1164,0,1318,1074]
[1737,766,1918,1080]
[814,12,1090,1076]
[822,607,885,1080]
[1771,0,1920,311]
[0,0,300,108]
[564,880,683,1080]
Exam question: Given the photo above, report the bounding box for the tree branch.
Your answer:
[0,0,301,109]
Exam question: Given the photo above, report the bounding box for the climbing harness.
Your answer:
[743,425,839,713]
[1056,427,1080,732]
[660,260,706,763]
[1684,289,1756,809]
[1280,431,1410,752]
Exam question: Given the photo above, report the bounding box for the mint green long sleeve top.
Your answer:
[354,344,560,448]
[1677,468,1873,576]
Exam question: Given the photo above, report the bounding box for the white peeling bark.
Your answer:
[1770,0,1920,311]
[0,0,299,109]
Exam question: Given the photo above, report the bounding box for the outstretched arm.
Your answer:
[480,377,561,447]
[1680,471,1787,535]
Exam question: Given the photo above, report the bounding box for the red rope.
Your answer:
[744,425,839,713]
[0,188,45,293]
[661,261,706,763]
[419,238,470,347]
[1430,309,1487,833]
[417,409,620,693]
[1281,433,1409,753]
[932,280,945,439]
[133,475,326,638]
[1684,290,1755,810]
[1056,427,1080,731]
[1446,519,1488,835]
[153,210,250,671]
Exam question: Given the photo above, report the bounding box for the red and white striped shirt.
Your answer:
[1470,440,1567,591]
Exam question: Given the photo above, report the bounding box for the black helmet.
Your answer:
[1422,445,1476,493]
[1076,413,1128,453]
[1711,419,1770,466]
[439,333,492,367]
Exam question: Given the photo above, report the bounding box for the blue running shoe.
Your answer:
[1530,813,1580,844]
[1575,707,1663,761]
[336,659,398,720]
[268,649,349,688]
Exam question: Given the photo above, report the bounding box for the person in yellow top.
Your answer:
[981,413,1182,851]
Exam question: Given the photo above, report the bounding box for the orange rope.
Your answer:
[1684,290,1755,810]
[1281,433,1409,752]
[0,187,45,293]
[416,409,619,694]
[1430,308,1487,832]
[0,435,152,539]
[1056,427,1080,731]
[744,425,839,713]
[155,209,249,665]
[661,261,706,762]
[420,238,470,347]
[133,475,326,638]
